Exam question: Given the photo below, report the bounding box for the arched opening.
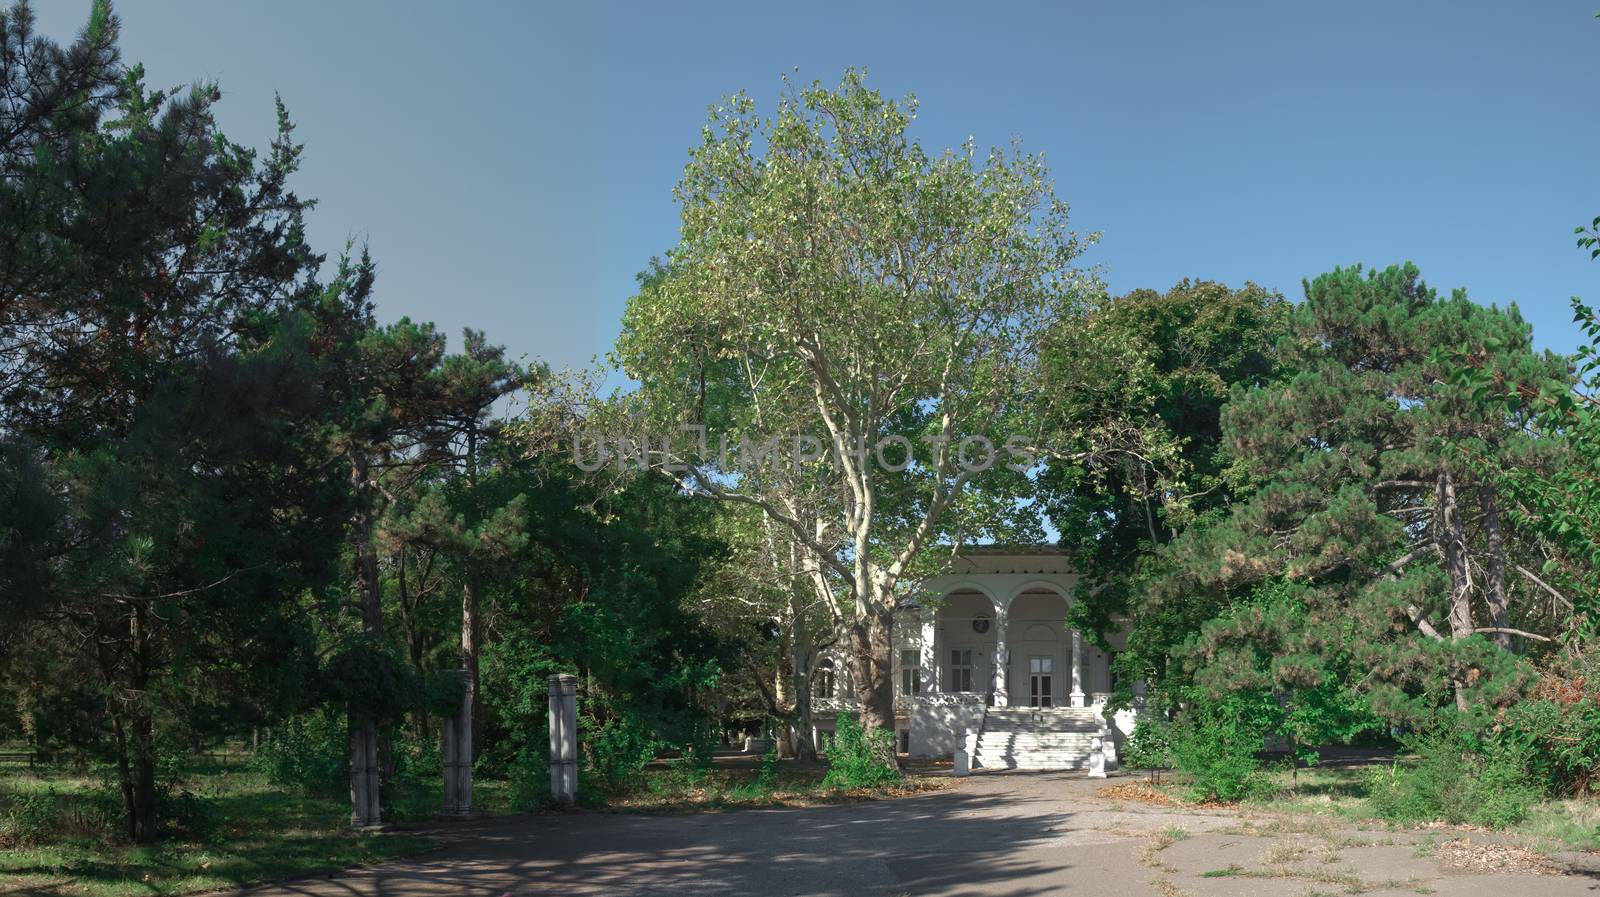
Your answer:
[1006,590,1070,707]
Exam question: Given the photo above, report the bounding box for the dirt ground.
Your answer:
[238,770,1600,896]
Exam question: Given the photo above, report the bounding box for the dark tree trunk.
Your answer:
[461,575,481,761]
[348,448,385,828]
[461,428,483,761]
[1437,470,1474,711]
[1480,483,1512,650]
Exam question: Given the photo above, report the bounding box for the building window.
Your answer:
[815,659,835,699]
[1107,650,1121,694]
[900,650,921,695]
[972,613,991,634]
[899,729,911,754]
[948,649,974,692]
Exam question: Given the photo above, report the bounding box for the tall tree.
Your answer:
[1034,281,1292,666]
[615,69,1092,730]
[0,0,358,840]
[1136,264,1565,724]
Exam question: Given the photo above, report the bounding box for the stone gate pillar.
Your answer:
[349,714,381,829]
[548,673,577,805]
[441,668,474,816]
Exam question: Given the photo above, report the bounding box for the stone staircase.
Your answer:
[973,706,1108,771]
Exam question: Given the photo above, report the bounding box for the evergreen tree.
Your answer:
[1139,264,1565,727]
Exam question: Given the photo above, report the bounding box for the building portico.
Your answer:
[811,546,1136,768]
[913,547,1103,711]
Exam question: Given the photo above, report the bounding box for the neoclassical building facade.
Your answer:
[812,547,1138,769]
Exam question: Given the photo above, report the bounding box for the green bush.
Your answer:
[755,739,780,786]
[1367,733,1541,828]
[1170,695,1275,802]
[508,746,551,812]
[822,714,899,790]
[253,713,348,797]
[581,712,660,792]
[1497,694,1600,796]
[0,788,57,847]
[1124,712,1174,780]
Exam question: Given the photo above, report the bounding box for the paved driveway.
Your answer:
[240,773,1600,896]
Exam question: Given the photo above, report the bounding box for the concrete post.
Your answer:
[441,668,475,817]
[349,715,381,829]
[548,673,577,805]
[1070,629,1086,708]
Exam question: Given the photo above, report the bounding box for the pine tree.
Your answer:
[1141,264,1565,727]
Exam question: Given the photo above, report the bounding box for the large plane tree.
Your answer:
[615,70,1095,731]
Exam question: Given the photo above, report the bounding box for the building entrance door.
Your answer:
[1029,656,1054,707]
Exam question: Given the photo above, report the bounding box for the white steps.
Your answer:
[974,707,1108,771]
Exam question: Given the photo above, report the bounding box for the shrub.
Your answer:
[1124,713,1175,781]
[1367,733,1541,828]
[1170,695,1275,802]
[1496,687,1600,796]
[253,712,348,797]
[581,712,660,792]
[821,714,899,790]
[0,788,57,847]
[755,739,780,786]
[508,747,552,812]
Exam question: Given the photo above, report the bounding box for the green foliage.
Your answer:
[581,711,660,792]
[1039,281,1293,660]
[0,788,57,847]
[507,747,552,813]
[322,637,419,723]
[1183,580,1381,769]
[754,739,781,787]
[421,669,468,718]
[1131,263,1562,728]
[821,715,900,790]
[616,67,1094,726]
[1123,711,1175,776]
[252,713,348,797]
[1169,692,1277,802]
[1367,732,1541,828]
[1492,660,1600,796]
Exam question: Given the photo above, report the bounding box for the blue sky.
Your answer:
[34,0,1600,370]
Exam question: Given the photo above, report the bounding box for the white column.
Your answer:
[919,616,938,694]
[1070,629,1085,708]
[548,673,577,805]
[992,610,1009,707]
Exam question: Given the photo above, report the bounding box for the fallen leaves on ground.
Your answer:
[1435,837,1563,876]
[1095,781,1232,809]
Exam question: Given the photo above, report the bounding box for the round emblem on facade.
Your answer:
[972,613,991,634]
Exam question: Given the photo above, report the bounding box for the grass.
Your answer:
[0,758,435,897]
[596,759,952,812]
[1124,761,1600,857]
[0,753,941,895]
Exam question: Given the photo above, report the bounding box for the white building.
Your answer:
[810,547,1138,771]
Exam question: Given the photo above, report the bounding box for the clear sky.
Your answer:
[34,0,1600,370]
